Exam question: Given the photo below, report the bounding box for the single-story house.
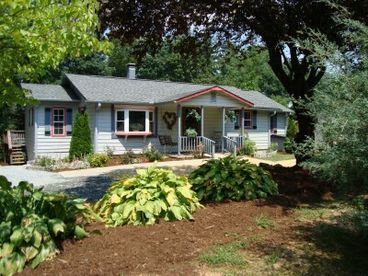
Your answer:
[22,64,292,160]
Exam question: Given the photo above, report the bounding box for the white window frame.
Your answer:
[52,108,66,137]
[115,108,154,134]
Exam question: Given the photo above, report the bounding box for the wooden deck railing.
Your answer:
[5,130,26,150]
[180,136,216,158]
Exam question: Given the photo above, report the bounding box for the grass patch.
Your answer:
[255,214,275,229]
[258,153,295,162]
[265,248,284,265]
[199,241,248,267]
[295,207,331,221]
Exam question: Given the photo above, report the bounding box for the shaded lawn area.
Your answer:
[257,152,295,162]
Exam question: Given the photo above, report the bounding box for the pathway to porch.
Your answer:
[0,156,295,201]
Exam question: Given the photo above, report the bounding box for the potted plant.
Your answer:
[185,128,198,138]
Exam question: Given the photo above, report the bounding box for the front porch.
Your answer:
[172,104,250,157]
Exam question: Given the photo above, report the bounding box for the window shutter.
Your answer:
[45,108,51,136]
[111,105,117,138]
[154,107,158,137]
[252,110,257,129]
[66,108,73,136]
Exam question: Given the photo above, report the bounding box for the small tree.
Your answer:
[69,111,92,160]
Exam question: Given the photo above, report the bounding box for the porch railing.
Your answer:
[180,136,216,158]
[4,130,26,150]
[223,136,246,155]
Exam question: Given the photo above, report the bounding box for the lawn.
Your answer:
[257,152,295,162]
[20,165,368,275]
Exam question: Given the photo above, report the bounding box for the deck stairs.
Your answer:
[3,130,26,165]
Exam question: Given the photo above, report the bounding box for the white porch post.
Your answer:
[222,107,225,152]
[200,105,204,136]
[241,108,245,138]
[177,104,181,155]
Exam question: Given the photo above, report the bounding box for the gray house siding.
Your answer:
[34,102,79,158]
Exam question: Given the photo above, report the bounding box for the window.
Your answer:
[115,109,154,134]
[52,108,65,136]
[244,111,252,128]
[116,110,125,131]
[234,110,252,129]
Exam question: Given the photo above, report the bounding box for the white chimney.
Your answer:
[127,63,136,79]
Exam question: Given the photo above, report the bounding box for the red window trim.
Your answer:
[51,107,67,137]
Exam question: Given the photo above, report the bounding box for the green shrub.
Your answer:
[94,165,203,226]
[120,150,136,164]
[0,176,94,275]
[284,137,295,154]
[35,156,56,168]
[239,139,257,156]
[184,128,198,137]
[144,146,162,162]
[69,112,93,160]
[189,156,278,202]
[88,153,110,167]
[104,146,114,158]
[270,142,278,152]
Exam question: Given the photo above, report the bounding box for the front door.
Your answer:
[182,107,201,136]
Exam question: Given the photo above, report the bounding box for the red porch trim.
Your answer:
[175,86,254,107]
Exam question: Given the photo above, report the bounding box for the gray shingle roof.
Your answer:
[22,74,292,112]
[65,74,292,112]
[21,83,79,102]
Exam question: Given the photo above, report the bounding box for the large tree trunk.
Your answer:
[292,103,315,164]
[267,43,324,165]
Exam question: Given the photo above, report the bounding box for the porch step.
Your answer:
[9,148,26,165]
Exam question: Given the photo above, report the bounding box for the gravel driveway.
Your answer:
[0,165,112,202]
[0,161,200,202]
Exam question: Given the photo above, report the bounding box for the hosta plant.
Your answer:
[94,165,202,226]
[189,156,278,202]
[0,176,95,275]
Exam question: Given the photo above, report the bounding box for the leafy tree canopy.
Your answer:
[0,0,110,107]
[99,0,368,163]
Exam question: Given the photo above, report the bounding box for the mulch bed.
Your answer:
[21,165,332,276]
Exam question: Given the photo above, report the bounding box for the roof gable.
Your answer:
[174,86,254,106]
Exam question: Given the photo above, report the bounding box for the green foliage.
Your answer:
[270,143,278,152]
[184,128,198,138]
[299,9,368,189]
[137,36,213,82]
[255,215,275,229]
[120,150,136,164]
[94,165,202,226]
[69,112,93,160]
[239,140,257,156]
[88,153,110,168]
[199,241,248,267]
[104,146,114,158]
[0,176,93,275]
[143,146,162,162]
[35,156,56,168]
[202,46,287,97]
[189,156,278,202]
[284,118,298,153]
[0,0,109,107]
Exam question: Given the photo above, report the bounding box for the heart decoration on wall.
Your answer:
[163,112,177,130]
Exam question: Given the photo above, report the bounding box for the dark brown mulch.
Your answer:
[21,165,332,276]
